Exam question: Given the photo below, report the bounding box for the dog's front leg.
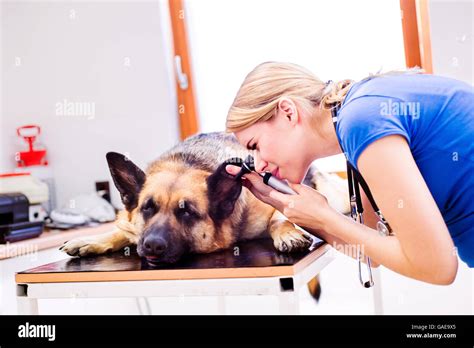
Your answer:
[59,228,133,257]
[268,210,312,252]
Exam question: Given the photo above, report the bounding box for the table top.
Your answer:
[16,238,330,283]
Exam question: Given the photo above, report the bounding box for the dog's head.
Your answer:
[106,152,242,265]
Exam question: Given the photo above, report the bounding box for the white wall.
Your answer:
[1,0,179,208]
[185,0,406,174]
[428,0,473,85]
[186,0,407,132]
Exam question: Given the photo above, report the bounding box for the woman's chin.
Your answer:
[282,169,304,184]
[296,169,310,183]
[277,167,306,184]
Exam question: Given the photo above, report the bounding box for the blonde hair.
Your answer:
[226,61,423,133]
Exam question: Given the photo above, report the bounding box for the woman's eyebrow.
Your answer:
[246,137,254,150]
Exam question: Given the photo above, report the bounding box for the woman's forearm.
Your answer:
[302,225,379,267]
[314,209,456,285]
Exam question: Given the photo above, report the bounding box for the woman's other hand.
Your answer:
[225,164,334,231]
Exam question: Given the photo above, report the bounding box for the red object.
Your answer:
[15,125,48,167]
[0,172,30,178]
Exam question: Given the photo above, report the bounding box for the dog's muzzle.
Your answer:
[138,225,186,265]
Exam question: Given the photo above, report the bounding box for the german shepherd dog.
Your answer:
[60,132,325,299]
[60,131,317,263]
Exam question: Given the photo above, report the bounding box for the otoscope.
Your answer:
[232,155,322,250]
[234,155,297,195]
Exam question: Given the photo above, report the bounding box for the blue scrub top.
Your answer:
[335,73,474,267]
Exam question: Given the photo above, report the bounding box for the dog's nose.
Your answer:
[143,235,167,255]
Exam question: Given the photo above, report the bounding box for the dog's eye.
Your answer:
[177,207,193,219]
[175,201,200,221]
[141,198,158,218]
[179,210,191,218]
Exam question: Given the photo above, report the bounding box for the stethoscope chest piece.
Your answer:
[377,220,390,237]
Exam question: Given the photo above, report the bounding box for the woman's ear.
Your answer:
[277,98,299,126]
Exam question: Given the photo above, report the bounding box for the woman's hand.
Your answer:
[225,164,334,231]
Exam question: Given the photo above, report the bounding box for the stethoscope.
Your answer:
[331,101,394,288]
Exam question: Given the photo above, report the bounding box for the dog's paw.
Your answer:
[273,229,312,253]
[59,238,112,257]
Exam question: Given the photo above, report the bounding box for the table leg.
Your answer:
[135,297,152,315]
[217,295,226,314]
[17,297,39,315]
[278,291,299,315]
[372,267,384,314]
[16,284,38,315]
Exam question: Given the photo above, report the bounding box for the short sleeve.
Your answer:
[336,95,412,170]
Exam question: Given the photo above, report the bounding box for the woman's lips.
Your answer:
[273,168,282,180]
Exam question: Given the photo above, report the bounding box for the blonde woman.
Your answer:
[225,62,473,285]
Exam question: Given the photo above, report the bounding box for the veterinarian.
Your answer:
[225,62,473,285]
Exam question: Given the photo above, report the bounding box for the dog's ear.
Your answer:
[207,159,243,223]
[106,152,146,211]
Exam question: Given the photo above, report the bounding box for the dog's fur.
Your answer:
[60,132,315,264]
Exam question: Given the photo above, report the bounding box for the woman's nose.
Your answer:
[255,156,268,172]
